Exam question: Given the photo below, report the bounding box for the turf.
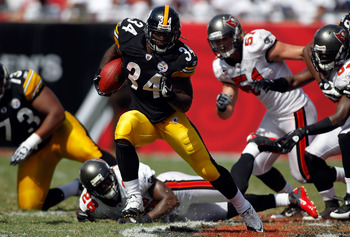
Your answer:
[0,151,345,236]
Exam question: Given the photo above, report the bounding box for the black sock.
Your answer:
[230,153,255,194]
[100,149,117,166]
[210,165,238,199]
[339,134,350,178]
[42,188,65,211]
[115,140,139,181]
[256,167,287,192]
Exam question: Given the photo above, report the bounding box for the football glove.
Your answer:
[160,76,175,98]
[277,128,307,154]
[319,79,341,102]
[77,210,95,222]
[118,214,152,224]
[93,74,111,97]
[216,93,232,112]
[247,134,284,153]
[11,133,41,165]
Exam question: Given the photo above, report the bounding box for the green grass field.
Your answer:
[0,151,345,236]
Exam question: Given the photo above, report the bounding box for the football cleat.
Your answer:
[330,194,350,219]
[121,194,145,218]
[271,207,306,219]
[289,186,318,218]
[240,205,264,232]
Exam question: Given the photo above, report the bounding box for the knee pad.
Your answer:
[304,151,335,190]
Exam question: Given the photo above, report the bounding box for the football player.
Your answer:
[250,24,348,219]
[93,5,263,232]
[206,14,318,218]
[77,158,318,223]
[0,64,116,210]
[270,24,350,220]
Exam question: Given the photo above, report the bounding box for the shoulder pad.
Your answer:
[334,59,350,91]
[9,70,44,101]
[171,43,198,78]
[114,18,145,49]
[244,29,276,55]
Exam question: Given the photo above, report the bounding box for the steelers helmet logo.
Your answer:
[11,98,20,109]
[157,61,168,73]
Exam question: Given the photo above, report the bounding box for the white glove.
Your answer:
[319,79,342,102]
[11,133,42,165]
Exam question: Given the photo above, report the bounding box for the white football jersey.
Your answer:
[212,29,309,117]
[78,163,155,220]
[156,171,228,218]
[334,58,350,91]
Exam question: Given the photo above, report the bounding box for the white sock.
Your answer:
[345,178,350,194]
[229,189,251,214]
[123,179,141,198]
[274,193,289,207]
[319,187,337,201]
[58,178,80,199]
[278,182,294,193]
[335,167,345,183]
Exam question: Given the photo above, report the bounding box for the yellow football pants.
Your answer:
[17,111,103,210]
[115,110,220,181]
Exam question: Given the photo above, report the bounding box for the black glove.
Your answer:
[118,214,152,224]
[251,77,289,93]
[93,74,112,97]
[247,134,284,153]
[319,79,341,102]
[277,128,307,154]
[77,210,95,222]
[216,93,232,112]
[161,76,175,99]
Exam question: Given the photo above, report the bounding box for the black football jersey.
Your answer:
[0,70,45,146]
[114,18,198,123]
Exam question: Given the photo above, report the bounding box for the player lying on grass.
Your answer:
[76,158,318,223]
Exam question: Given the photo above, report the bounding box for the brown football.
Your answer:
[99,58,126,94]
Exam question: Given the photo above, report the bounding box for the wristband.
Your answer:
[271,77,289,93]
[26,133,42,148]
[217,106,227,112]
[304,117,334,135]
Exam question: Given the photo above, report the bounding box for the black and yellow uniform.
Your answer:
[0,70,114,210]
[113,18,229,184]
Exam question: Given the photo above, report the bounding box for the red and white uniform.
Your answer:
[213,29,317,183]
[157,171,230,221]
[332,59,350,134]
[78,163,155,220]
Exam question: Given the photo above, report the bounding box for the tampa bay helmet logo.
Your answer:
[225,16,239,28]
[334,29,348,43]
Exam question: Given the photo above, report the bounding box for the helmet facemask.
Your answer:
[207,14,243,59]
[80,159,120,201]
[89,168,119,200]
[144,5,181,54]
[311,45,347,73]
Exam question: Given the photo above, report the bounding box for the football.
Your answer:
[99,58,126,95]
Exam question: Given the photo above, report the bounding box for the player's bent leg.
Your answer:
[230,153,255,194]
[304,151,339,219]
[115,140,144,218]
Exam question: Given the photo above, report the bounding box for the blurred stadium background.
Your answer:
[0,0,345,155]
